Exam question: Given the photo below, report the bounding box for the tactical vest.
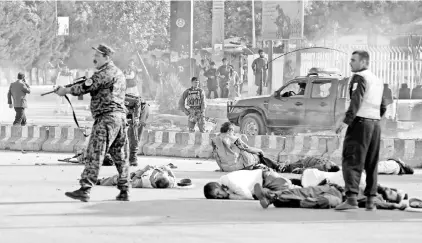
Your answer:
[186,88,203,108]
[354,70,384,120]
[124,93,144,115]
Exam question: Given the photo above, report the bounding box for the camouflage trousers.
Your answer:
[127,124,145,162]
[80,112,130,190]
[188,108,205,132]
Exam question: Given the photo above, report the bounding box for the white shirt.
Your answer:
[220,169,263,200]
[378,160,400,175]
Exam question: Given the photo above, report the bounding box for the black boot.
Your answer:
[65,187,91,202]
[116,190,130,201]
[129,153,138,166]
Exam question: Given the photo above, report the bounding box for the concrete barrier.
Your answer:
[143,130,215,158]
[1,124,421,167]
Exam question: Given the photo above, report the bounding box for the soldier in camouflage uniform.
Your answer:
[55,44,130,202]
[179,77,206,132]
[103,94,150,166]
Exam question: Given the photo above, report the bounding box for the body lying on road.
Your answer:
[279,156,413,175]
[280,156,340,174]
[254,182,408,210]
[97,165,176,189]
[203,169,300,200]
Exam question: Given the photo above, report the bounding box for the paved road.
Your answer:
[0,151,421,242]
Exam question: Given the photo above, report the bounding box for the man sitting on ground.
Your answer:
[254,180,408,211]
[203,168,300,200]
[97,165,176,189]
[211,122,282,172]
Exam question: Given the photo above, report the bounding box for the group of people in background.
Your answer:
[197,57,246,100]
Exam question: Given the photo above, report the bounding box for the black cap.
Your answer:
[258,49,264,53]
[92,44,115,56]
[210,61,215,65]
[222,57,227,61]
[17,72,25,80]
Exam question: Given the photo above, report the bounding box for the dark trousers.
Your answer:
[128,125,145,159]
[272,185,343,209]
[13,107,26,126]
[207,89,218,99]
[220,86,229,98]
[342,117,381,197]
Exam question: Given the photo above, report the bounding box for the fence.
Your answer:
[300,45,422,95]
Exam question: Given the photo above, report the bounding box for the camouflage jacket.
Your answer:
[70,61,127,118]
[178,87,206,112]
[124,93,147,121]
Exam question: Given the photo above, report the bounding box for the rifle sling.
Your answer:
[64,95,90,137]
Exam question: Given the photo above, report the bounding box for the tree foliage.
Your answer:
[304,0,422,41]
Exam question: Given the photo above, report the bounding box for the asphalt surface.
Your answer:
[0,151,421,242]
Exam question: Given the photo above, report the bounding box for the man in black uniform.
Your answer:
[334,50,387,211]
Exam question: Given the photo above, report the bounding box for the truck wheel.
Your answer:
[240,113,266,136]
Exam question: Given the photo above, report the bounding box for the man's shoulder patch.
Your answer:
[352,82,358,91]
[85,79,93,86]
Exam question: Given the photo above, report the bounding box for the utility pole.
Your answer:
[189,0,193,78]
[252,0,256,48]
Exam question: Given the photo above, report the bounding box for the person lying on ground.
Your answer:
[203,168,300,200]
[300,168,408,204]
[378,158,414,175]
[211,122,282,172]
[97,165,176,189]
[254,180,408,211]
[279,156,340,174]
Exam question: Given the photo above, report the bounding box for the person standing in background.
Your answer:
[179,77,206,132]
[124,60,141,96]
[204,62,219,99]
[251,50,268,95]
[54,66,73,114]
[7,72,30,126]
[217,58,230,98]
[228,65,241,99]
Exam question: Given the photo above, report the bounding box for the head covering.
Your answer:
[258,49,264,54]
[17,72,25,80]
[92,44,115,56]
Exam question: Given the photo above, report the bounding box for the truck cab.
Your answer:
[227,70,349,135]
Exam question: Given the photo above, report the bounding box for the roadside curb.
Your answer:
[0,124,421,167]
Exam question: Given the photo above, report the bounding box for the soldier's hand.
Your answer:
[8,104,13,109]
[55,86,69,96]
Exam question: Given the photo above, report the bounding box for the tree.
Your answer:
[304,0,422,42]
[65,1,170,69]
[193,0,212,48]
[0,1,40,68]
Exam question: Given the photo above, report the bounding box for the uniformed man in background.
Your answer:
[179,77,206,132]
[55,44,130,202]
[334,50,387,211]
[103,94,150,167]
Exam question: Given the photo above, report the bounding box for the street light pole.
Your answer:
[252,0,256,48]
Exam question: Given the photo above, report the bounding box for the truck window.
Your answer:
[279,81,307,98]
[311,80,332,98]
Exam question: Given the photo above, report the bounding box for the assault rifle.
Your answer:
[40,76,90,137]
[40,76,88,96]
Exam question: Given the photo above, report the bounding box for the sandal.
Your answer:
[409,198,422,208]
[168,163,178,169]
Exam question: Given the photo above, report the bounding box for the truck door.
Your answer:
[305,79,335,128]
[268,81,307,127]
